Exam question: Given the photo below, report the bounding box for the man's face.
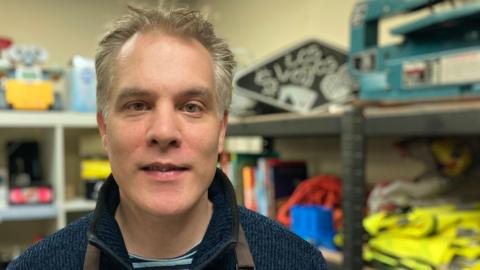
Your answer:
[97,32,227,217]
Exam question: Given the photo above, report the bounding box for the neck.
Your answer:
[115,194,213,259]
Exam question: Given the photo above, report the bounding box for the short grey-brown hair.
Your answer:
[95,5,236,118]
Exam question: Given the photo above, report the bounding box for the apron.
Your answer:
[83,224,255,270]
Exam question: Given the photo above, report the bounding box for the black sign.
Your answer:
[234,39,351,113]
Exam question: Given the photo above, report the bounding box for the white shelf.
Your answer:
[0,205,58,222]
[0,111,97,128]
[63,198,96,212]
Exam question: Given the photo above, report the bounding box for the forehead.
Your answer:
[111,31,216,98]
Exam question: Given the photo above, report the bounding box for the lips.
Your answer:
[140,162,189,173]
[140,162,189,182]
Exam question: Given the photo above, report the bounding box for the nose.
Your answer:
[146,106,181,150]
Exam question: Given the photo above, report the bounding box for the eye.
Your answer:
[125,101,149,111]
[183,103,202,113]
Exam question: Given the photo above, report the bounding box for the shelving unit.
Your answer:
[1,100,479,268]
[229,109,346,269]
[0,111,98,234]
[228,99,480,270]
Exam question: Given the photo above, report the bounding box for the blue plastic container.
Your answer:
[290,205,337,250]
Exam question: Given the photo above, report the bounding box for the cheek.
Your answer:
[105,122,140,157]
[105,126,143,182]
[188,127,222,157]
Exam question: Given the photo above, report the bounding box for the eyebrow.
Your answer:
[114,87,214,105]
[114,87,153,106]
[178,87,214,101]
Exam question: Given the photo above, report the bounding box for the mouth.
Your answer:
[140,162,189,173]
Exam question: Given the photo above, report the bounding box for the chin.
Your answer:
[143,196,195,217]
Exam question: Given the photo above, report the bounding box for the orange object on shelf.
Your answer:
[276,175,342,229]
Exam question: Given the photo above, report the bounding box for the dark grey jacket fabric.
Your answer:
[8,169,327,270]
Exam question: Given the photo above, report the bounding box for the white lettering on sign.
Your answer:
[254,44,340,100]
[254,68,279,97]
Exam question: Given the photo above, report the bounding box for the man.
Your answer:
[8,6,327,270]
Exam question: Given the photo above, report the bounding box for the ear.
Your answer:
[97,112,109,151]
[217,110,228,154]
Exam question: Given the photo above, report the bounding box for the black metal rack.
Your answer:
[226,100,480,270]
[341,106,366,270]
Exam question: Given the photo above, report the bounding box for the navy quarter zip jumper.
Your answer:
[8,169,327,270]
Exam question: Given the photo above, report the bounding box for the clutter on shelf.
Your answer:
[0,40,63,111]
[67,55,96,112]
[363,203,480,269]
[279,175,342,251]
[6,141,53,205]
[220,151,343,251]
[81,157,110,200]
[362,137,480,269]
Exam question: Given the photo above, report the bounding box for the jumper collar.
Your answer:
[86,168,247,269]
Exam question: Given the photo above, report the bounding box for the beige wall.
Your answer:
[0,0,360,68]
[0,0,158,67]
[191,1,443,65]
[193,0,357,64]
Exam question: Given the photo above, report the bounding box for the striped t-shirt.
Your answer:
[129,242,199,270]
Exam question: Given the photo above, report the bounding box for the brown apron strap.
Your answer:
[235,224,256,270]
[84,225,255,270]
[83,244,101,270]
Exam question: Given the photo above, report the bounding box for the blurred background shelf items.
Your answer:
[1,0,480,269]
